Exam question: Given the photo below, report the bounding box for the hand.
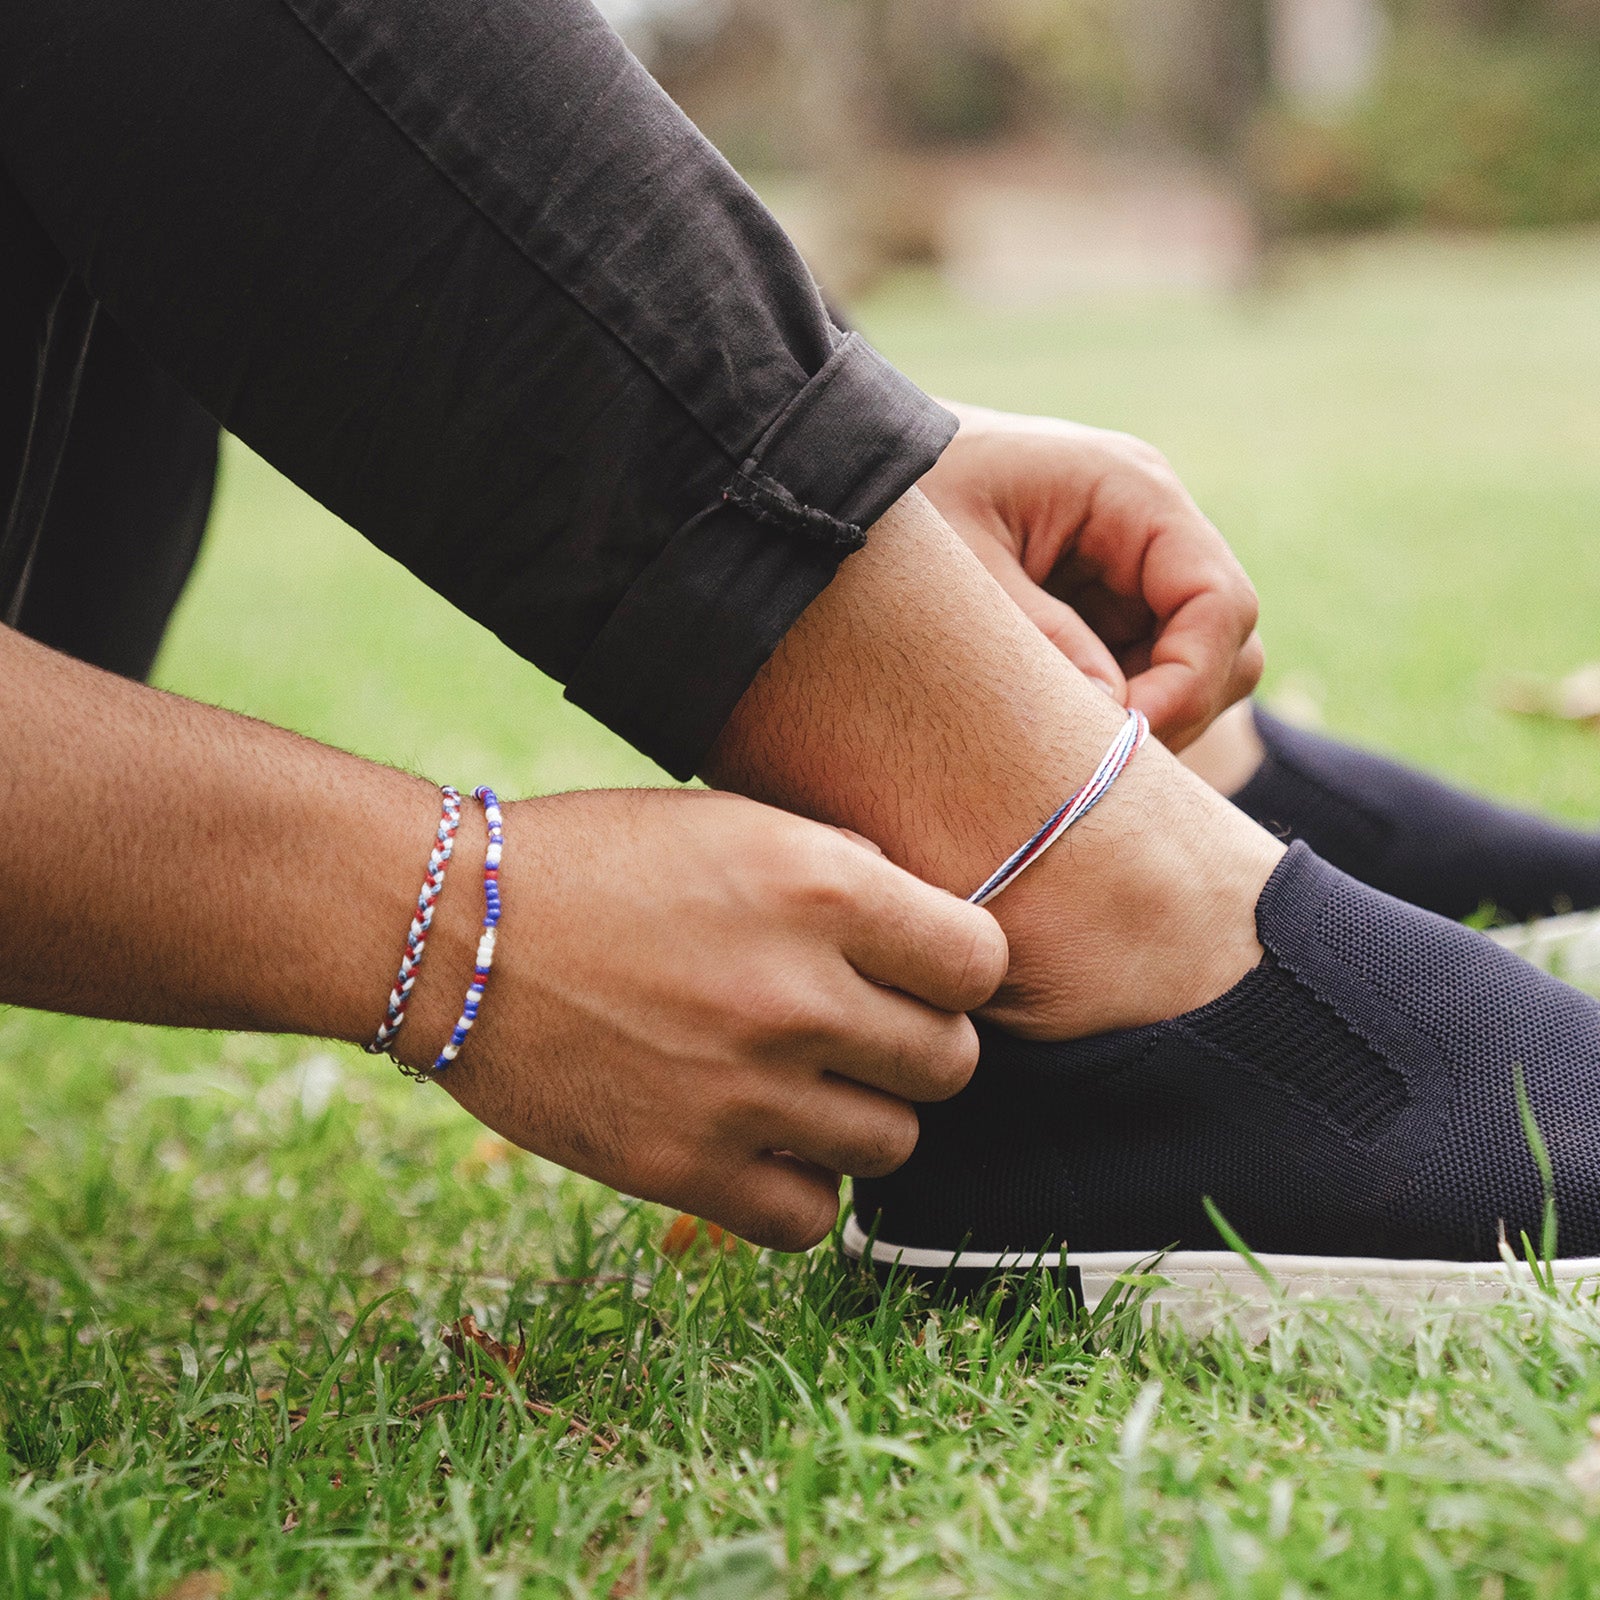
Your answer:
[920,403,1264,750]
[400,787,1007,1251]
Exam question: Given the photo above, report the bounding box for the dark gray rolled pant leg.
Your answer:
[0,0,954,776]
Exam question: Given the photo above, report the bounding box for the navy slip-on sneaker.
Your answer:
[846,843,1600,1315]
[1231,705,1600,924]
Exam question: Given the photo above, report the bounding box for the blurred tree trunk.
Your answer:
[1196,0,1273,148]
[1114,0,1271,151]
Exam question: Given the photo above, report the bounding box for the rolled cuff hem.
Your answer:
[564,334,957,779]
[722,332,956,549]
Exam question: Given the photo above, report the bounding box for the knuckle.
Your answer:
[948,909,1009,1010]
[761,1188,840,1253]
[705,1078,772,1141]
[741,975,834,1053]
[770,829,855,914]
[1230,575,1261,633]
[922,1017,981,1102]
[1236,636,1267,695]
[1113,430,1169,470]
[848,1105,921,1178]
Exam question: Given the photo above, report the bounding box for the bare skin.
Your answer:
[0,624,1004,1250]
[707,489,1284,1041]
[921,402,1266,750]
[1179,699,1269,796]
[918,406,1271,801]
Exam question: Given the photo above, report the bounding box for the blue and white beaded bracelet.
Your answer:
[429,785,504,1073]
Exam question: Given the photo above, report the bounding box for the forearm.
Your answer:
[0,624,1016,1251]
[0,623,445,1040]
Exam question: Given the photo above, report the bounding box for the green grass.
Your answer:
[7,231,1600,1597]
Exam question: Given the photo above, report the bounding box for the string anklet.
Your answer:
[366,785,463,1055]
[968,707,1149,907]
[429,785,504,1074]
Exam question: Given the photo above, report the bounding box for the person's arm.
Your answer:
[0,623,1004,1249]
[2,0,1266,829]
[3,0,1282,1156]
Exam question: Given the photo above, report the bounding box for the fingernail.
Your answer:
[1088,677,1118,697]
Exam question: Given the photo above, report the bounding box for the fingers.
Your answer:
[832,853,1009,1013]
[1126,585,1264,749]
[796,980,983,1103]
[1050,447,1259,744]
[929,416,1260,739]
[706,1077,928,1251]
[762,1074,925,1180]
[1085,515,1259,746]
[711,1153,843,1252]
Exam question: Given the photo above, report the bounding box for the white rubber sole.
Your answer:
[841,1213,1600,1329]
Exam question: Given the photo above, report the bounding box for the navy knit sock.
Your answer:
[1229,704,1600,922]
[852,843,1600,1267]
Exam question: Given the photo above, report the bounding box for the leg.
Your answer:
[13,315,218,681]
[4,0,943,780]
[2,0,1278,1042]
[711,497,1600,1291]
[708,492,1283,1039]
[7,0,1600,1293]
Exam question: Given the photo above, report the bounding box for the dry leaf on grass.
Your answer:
[660,1213,740,1259]
[1498,663,1600,726]
[413,1315,618,1452]
[440,1312,526,1377]
[456,1133,517,1176]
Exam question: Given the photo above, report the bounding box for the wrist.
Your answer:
[279,768,464,1051]
[379,792,493,1075]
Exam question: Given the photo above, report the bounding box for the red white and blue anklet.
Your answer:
[430,785,504,1073]
[968,707,1149,907]
[366,784,463,1055]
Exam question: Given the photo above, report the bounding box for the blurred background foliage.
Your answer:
[608,0,1600,295]
[1263,3,1600,233]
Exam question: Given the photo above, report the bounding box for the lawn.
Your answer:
[6,232,1600,1598]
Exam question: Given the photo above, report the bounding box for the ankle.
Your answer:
[978,758,1285,1040]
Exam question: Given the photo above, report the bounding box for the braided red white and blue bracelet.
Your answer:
[429,785,504,1074]
[366,784,463,1056]
[967,707,1149,907]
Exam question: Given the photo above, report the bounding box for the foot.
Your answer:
[1227,703,1600,923]
[846,844,1600,1316]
